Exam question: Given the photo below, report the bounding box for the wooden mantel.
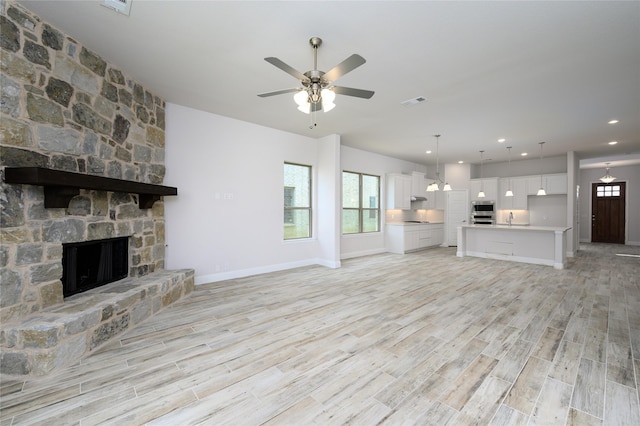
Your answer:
[3,167,177,209]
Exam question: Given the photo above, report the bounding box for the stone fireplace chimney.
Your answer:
[1,1,193,376]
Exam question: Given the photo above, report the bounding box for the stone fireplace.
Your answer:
[0,2,194,376]
[62,236,129,297]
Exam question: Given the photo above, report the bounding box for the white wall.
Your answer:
[340,146,426,259]
[164,103,340,284]
[478,155,567,179]
[578,164,640,245]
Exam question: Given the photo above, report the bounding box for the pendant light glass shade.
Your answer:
[537,141,546,196]
[505,146,514,197]
[426,134,452,192]
[478,150,485,198]
[293,88,336,114]
[599,163,616,183]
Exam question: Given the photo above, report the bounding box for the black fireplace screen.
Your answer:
[62,237,129,297]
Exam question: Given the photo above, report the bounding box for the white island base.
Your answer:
[457,225,572,269]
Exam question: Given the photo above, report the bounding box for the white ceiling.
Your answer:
[19,1,640,169]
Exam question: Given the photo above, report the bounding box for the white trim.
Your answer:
[194,258,337,285]
[341,247,387,260]
[463,250,562,269]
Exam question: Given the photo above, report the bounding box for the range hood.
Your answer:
[411,196,427,201]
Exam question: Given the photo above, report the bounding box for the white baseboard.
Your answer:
[195,258,338,285]
[340,248,386,260]
[627,241,640,246]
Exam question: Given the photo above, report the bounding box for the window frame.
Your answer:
[342,170,381,235]
[283,162,312,240]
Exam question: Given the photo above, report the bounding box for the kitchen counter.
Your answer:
[457,224,572,269]
[386,222,444,253]
[386,222,444,226]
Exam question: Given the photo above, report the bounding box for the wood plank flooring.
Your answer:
[1,243,639,425]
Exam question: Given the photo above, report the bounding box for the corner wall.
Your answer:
[164,103,340,284]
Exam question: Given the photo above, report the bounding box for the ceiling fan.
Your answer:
[258,37,374,114]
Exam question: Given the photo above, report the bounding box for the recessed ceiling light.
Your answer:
[608,119,619,124]
[521,152,528,156]
[425,150,432,154]
[498,138,506,143]
[608,141,618,145]
[458,160,464,164]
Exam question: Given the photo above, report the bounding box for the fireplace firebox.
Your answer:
[62,237,129,297]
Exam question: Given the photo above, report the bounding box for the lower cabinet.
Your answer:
[386,224,444,254]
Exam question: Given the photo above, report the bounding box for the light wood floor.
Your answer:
[1,243,639,425]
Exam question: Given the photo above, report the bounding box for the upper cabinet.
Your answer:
[387,173,412,210]
[526,173,567,196]
[470,177,498,201]
[545,173,568,195]
[499,176,528,210]
[411,171,426,195]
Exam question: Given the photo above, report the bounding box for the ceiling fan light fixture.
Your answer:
[443,182,452,191]
[294,90,309,107]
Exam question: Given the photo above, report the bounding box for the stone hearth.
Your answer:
[1,2,193,376]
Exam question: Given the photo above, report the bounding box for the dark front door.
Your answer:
[591,182,625,244]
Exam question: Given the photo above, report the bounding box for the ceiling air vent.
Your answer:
[101,0,132,16]
[401,96,427,107]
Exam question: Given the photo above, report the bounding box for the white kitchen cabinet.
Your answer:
[386,223,445,253]
[423,189,445,210]
[387,173,412,210]
[499,176,528,210]
[470,177,498,202]
[526,173,567,195]
[546,173,567,194]
[411,171,426,195]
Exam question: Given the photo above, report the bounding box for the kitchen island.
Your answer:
[457,225,572,269]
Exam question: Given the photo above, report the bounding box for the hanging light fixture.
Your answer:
[505,146,514,197]
[294,87,335,114]
[537,141,546,196]
[599,162,617,183]
[478,150,486,198]
[426,134,452,192]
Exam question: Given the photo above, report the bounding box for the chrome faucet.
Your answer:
[508,212,514,227]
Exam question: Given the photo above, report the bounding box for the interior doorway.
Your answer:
[591,182,625,244]
[445,189,469,246]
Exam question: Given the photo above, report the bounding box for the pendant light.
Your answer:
[505,146,514,197]
[426,134,452,192]
[536,141,546,196]
[599,162,617,183]
[478,150,486,198]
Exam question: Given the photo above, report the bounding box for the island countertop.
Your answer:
[460,224,571,232]
[457,225,572,269]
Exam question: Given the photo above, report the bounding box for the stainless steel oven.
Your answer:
[471,200,495,225]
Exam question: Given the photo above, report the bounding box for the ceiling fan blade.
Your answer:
[264,57,309,82]
[258,88,301,98]
[332,86,375,99]
[323,54,366,82]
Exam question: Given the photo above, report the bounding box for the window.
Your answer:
[342,171,380,234]
[596,184,621,197]
[284,163,311,239]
